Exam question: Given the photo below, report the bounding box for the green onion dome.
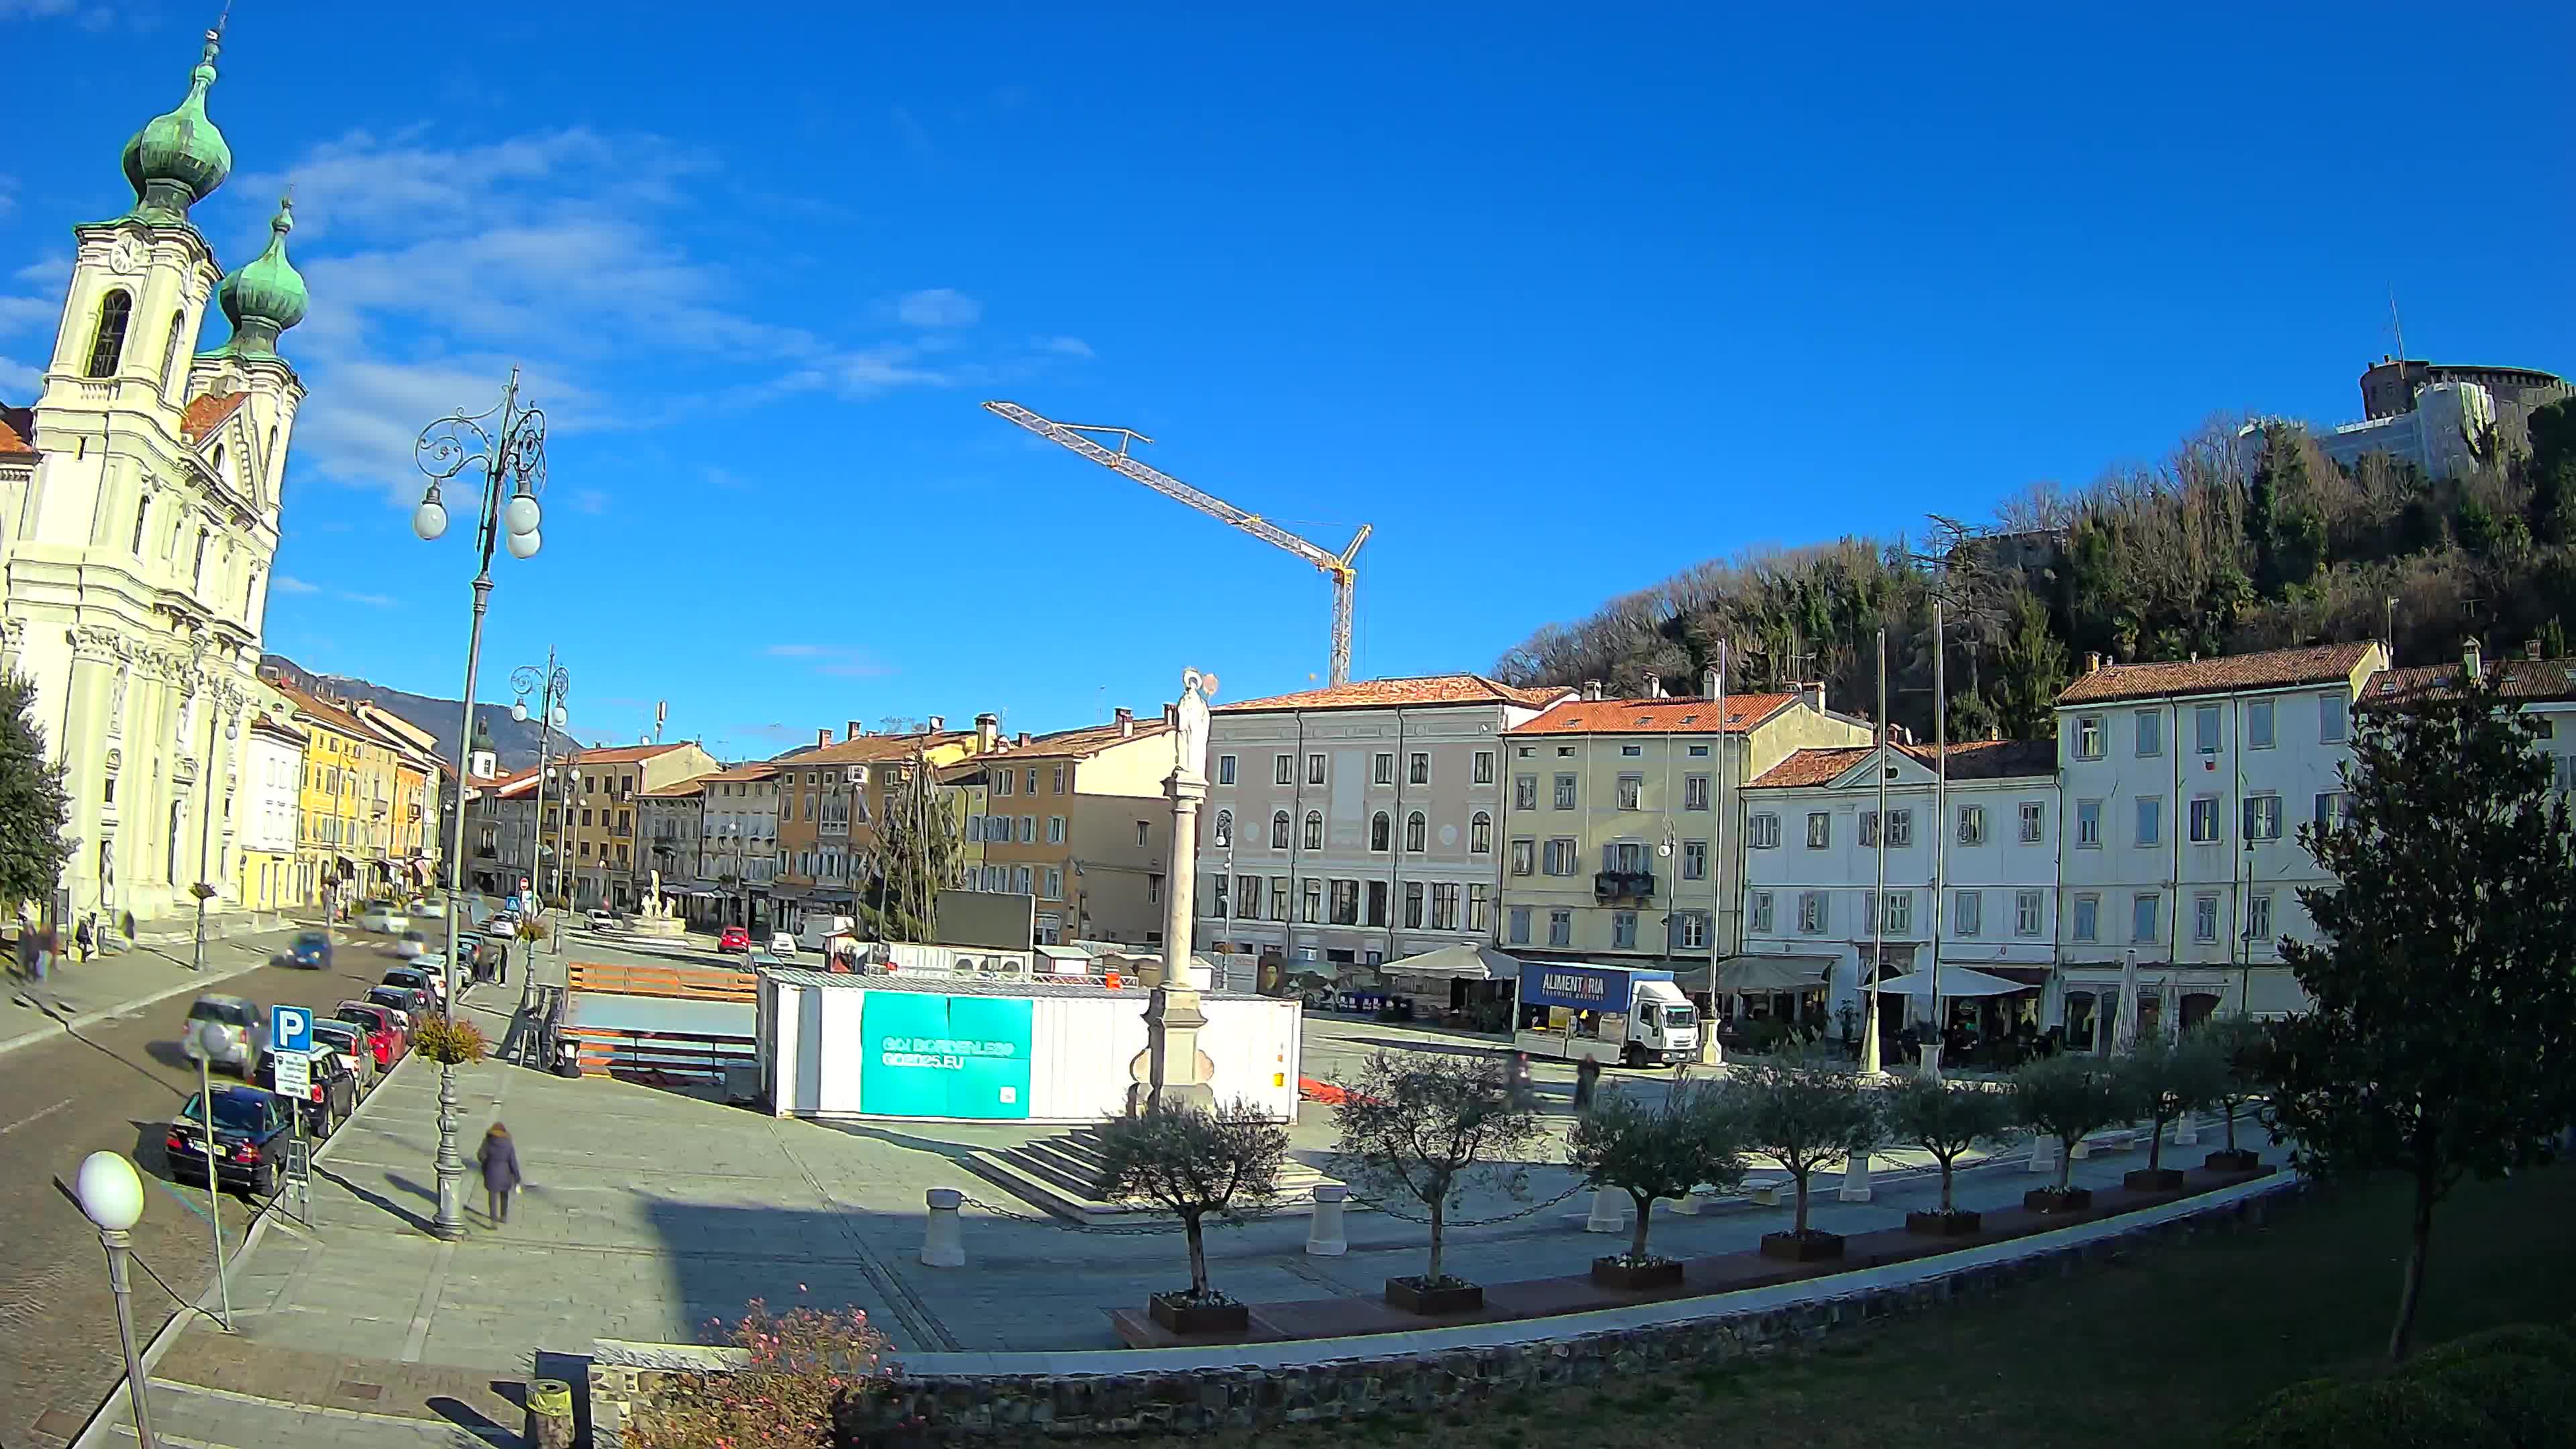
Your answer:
[121,32,232,225]
[209,198,306,360]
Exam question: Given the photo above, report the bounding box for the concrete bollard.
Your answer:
[2174,1113,2200,1146]
[1837,1150,1873,1203]
[527,1378,576,1449]
[1306,1185,1348,1256]
[2029,1132,2060,1175]
[1585,1189,1627,1233]
[1917,1044,1943,1083]
[1669,1189,1703,1216]
[920,1189,965,1267]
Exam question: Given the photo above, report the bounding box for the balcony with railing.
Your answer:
[1594,869,1656,903]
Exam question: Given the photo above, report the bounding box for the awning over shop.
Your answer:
[1872,966,2031,998]
[1383,943,1521,982]
[1677,954,1834,994]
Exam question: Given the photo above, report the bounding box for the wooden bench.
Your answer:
[568,961,757,1003]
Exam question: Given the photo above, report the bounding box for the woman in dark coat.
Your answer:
[476,1123,522,1225]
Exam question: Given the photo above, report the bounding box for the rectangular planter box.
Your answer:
[2123,1167,2186,1192]
[1758,1230,1845,1263]
[2024,1186,2094,1214]
[2204,1149,2261,1173]
[1148,1293,1248,1337]
[1904,1210,1983,1236]
[1383,1277,1483,1316]
[1590,1256,1685,1291]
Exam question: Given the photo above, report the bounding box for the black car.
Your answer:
[260,1045,356,1134]
[165,1085,294,1195]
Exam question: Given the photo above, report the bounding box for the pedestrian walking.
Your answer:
[29,923,55,983]
[73,916,93,964]
[1572,1053,1601,1112]
[476,1123,522,1226]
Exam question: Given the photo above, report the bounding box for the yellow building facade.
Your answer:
[277,683,403,910]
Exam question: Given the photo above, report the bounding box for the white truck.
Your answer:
[798,914,858,957]
[1511,962,1703,1067]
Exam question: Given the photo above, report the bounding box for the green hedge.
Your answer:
[2408,1352,2573,1449]
[2230,1321,2576,1449]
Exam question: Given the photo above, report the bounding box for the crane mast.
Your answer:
[985,400,1371,686]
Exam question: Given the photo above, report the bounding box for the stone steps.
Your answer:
[968,1126,1350,1227]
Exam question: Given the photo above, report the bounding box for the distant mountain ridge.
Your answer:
[259,655,577,773]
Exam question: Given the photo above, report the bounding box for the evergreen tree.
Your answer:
[2524,397,2576,547]
[859,754,961,943]
[2265,666,2576,1362]
[0,671,71,915]
[1992,590,2068,739]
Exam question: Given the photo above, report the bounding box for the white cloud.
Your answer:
[571,488,608,515]
[1036,335,1094,358]
[13,255,67,286]
[0,355,38,392]
[0,293,56,335]
[0,174,15,221]
[765,644,823,658]
[896,288,981,329]
[272,575,320,594]
[339,590,398,608]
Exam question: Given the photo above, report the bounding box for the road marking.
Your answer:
[0,1097,70,1135]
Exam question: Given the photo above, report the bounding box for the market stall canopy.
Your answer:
[1870,966,2028,998]
[1383,943,1521,982]
[1682,954,1834,994]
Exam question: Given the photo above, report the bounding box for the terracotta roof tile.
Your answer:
[1216,674,1571,714]
[2363,656,2576,707]
[702,761,780,783]
[559,742,694,765]
[784,731,970,766]
[0,406,35,460]
[983,718,1174,761]
[180,391,247,445]
[1749,739,2057,789]
[637,780,707,798]
[1509,693,1799,736]
[2055,642,2379,706]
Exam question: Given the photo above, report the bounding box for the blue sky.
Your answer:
[3,3,2569,759]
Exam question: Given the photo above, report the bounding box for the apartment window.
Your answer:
[1617,775,1643,810]
[1301,753,1324,786]
[2070,893,2100,942]
[2135,796,2162,848]
[1749,890,1773,934]
[2194,892,2219,944]
[1213,809,1232,847]
[1680,840,1707,881]
[1548,909,1572,947]
[1683,775,1710,811]
[1806,812,1831,849]
[1269,878,1289,921]
[1373,752,1394,785]
[1275,753,1293,785]
[2131,893,2160,943]
[1470,812,1491,853]
[2190,795,2220,844]
[1330,879,1360,925]
[1678,912,1709,949]
[1409,752,1430,786]
[1746,812,1778,849]
[1042,815,1065,844]
[1043,867,1064,902]
[1303,811,1324,850]
[1404,881,1425,928]
[1508,906,1532,945]
[2247,890,2274,944]
[1472,751,1495,784]
[2195,704,2221,754]
[2320,692,2347,743]
[1399,811,1423,851]
[1514,775,1538,810]
[1510,839,1535,875]
[1301,878,1324,924]
[1799,891,1827,934]
[1553,774,1576,810]
[1543,837,1577,875]
[1271,811,1290,849]
[995,771,1012,797]
[1019,815,1036,843]
[1953,890,1982,938]
[1467,883,1489,932]
[2076,798,2101,847]
[1611,911,1637,949]
[2075,716,2104,759]
[1887,809,1913,847]
[582,808,593,827]
[1217,754,1236,785]
[2135,708,2163,757]
[2312,792,2347,833]
[1955,804,1986,846]
[1371,812,1391,851]
[1620,743,1642,757]
[2015,890,2043,937]
[1688,743,1711,758]
[1877,890,1909,933]
[2243,794,2284,841]
[2247,699,2276,750]
[1860,810,1878,849]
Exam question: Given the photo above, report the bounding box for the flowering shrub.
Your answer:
[625,1301,896,1449]
[409,1014,486,1065]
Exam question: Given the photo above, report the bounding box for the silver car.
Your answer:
[181,994,268,1077]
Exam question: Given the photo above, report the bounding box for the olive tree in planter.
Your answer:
[1090,1100,1289,1336]
[2194,1014,2270,1173]
[2112,1030,2229,1191]
[2010,1052,2134,1212]
[1886,1076,2017,1235]
[1565,1083,1748,1289]
[1727,1048,1880,1262]
[1332,1051,1541,1315]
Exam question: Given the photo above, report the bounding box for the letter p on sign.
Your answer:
[272,1005,313,1055]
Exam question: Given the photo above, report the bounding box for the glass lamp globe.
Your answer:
[551,705,567,727]
[513,700,530,723]
[505,529,541,560]
[76,1150,145,1231]
[412,495,449,541]
[503,492,541,537]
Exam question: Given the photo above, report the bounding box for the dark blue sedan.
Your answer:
[166,1085,292,1196]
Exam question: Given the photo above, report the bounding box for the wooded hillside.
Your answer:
[1493,401,2576,743]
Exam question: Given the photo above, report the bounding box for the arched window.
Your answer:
[1302,811,1323,851]
[87,290,133,378]
[1212,808,1232,847]
[1270,810,1290,849]
[1470,810,1493,853]
[129,495,150,555]
[1370,811,1391,852]
[1405,811,1428,851]
[159,311,185,395]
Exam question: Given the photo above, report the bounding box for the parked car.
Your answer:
[358,906,408,935]
[383,967,444,1008]
[718,926,751,953]
[767,932,798,958]
[364,986,420,1034]
[418,898,448,920]
[166,1085,292,1195]
[309,1018,379,1094]
[587,909,617,932]
[286,930,333,970]
[181,994,267,1077]
[747,951,782,971]
[392,928,429,959]
[261,1044,356,1134]
[333,1002,404,1064]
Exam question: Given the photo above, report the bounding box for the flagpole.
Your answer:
[1860,628,1886,1077]
[1928,602,1947,1076]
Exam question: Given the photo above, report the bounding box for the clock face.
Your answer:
[108,235,146,275]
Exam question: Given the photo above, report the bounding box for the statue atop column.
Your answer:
[1134,667,1221,1114]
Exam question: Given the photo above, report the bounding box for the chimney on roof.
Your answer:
[2084,651,2102,675]
[974,711,1000,753]
[2527,639,2543,661]
[1115,706,1134,737]
[1702,665,1720,700]
[846,720,861,741]
[1802,682,1825,714]
[1016,731,1031,747]
[2463,637,2483,682]
[1643,671,1664,698]
[1582,679,1604,702]
[817,728,830,748]
[927,714,945,732]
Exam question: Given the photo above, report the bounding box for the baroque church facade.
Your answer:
[0,30,308,930]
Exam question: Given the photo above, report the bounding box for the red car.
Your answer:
[718,926,751,953]
[334,1001,404,1066]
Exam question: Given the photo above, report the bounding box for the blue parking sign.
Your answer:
[272,1004,313,1055]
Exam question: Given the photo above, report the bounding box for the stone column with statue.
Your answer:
[1129,668,1221,1115]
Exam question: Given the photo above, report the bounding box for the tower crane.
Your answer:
[984,400,1373,686]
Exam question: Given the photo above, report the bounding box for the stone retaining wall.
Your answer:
[592,1177,2305,1444]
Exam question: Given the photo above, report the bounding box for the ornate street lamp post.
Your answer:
[411,367,547,1240]
[512,655,572,920]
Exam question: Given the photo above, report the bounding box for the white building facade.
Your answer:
[697,761,780,929]
[0,34,309,932]
[2050,641,2388,1040]
[1196,676,1568,968]
[1737,740,2060,1037]
[237,710,303,912]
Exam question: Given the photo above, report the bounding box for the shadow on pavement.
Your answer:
[427,1393,513,1446]
[316,1163,438,1234]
